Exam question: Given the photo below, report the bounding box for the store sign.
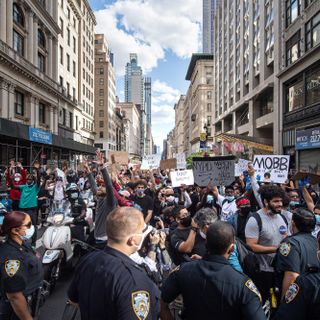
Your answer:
[296,126,320,150]
[29,127,52,145]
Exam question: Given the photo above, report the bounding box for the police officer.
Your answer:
[274,207,319,299]
[160,221,267,320]
[67,207,160,319]
[0,211,43,320]
[273,267,320,320]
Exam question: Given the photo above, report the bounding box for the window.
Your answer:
[286,31,300,66]
[207,103,212,112]
[305,0,316,7]
[99,99,104,106]
[59,76,63,86]
[14,91,24,116]
[67,7,70,19]
[13,4,24,26]
[73,36,76,53]
[75,115,78,130]
[99,89,104,96]
[207,91,212,99]
[99,68,104,75]
[73,61,76,77]
[13,30,24,56]
[39,103,46,124]
[72,87,76,99]
[62,109,66,125]
[286,0,300,27]
[67,28,70,46]
[99,78,104,85]
[99,132,104,138]
[38,29,46,48]
[286,77,304,112]
[99,110,104,117]
[69,112,73,128]
[60,45,63,64]
[60,18,64,37]
[38,53,45,72]
[306,12,320,51]
[67,53,70,71]
[60,0,64,8]
[66,82,70,95]
[306,66,320,106]
[99,121,104,128]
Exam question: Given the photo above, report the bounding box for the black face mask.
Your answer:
[240,207,251,216]
[180,216,192,227]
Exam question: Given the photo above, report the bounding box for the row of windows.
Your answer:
[286,0,317,27]
[59,18,77,53]
[59,47,77,76]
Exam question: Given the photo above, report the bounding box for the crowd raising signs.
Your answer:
[192,156,236,187]
[140,154,162,170]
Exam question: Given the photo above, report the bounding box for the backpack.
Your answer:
[236,238,260,281]
[250,212,288,233]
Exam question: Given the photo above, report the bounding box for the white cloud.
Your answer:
[94,0,202,75]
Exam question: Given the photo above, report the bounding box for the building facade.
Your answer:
[173,95,186,154]
[94,34,116,154]
[279,0,320,172]
[144,77,152,155]
[0,0,95,169]
[203,0,219,53]
[213,0,280,153]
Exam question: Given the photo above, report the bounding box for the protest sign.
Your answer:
[173,152,187,169]
[253,155,290,184]
[141,154,161,170]
[108,151,129,165]
[160,159,177,170]
[235,159,250,176]
[192,156,235,187]
[170,170,194,188]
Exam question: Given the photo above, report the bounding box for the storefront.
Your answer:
[0,118,96,171]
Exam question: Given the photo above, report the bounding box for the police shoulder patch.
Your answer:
[5,260,20,277]
[245,279,262,302]
[132,290,150,320]
[279,242,291,257]
[285,283,300,304]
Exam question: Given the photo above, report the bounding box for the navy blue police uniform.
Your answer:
[161,254,267,320]
[68,246,160,320]
[273,267,320,320]
[0,239,43,319]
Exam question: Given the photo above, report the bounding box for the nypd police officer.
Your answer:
[67,207,160,319]
[0,211,43,320]
[160,221,266,320]
[274,208,319,299]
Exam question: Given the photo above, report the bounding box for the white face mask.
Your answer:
[20,225,35,241]
[199,230,207,239]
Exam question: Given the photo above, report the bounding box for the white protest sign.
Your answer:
[253,155,290,184]
[192,156,235,187]
[173,152,187,170]
[235,159,250,176]
[141,154,161,170]
[170,170,194,187]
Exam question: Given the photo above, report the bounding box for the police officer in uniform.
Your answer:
[160,221,266,320]
[68,207,160,319]
[274,208,319,299]
[0,211,43,320]
[273,267,320,320]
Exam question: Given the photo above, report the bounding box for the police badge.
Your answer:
[285,283,299,304]
[245,279,262,302]
[132,290,150,320]
[279,242,291,257]
[5,260,20,277]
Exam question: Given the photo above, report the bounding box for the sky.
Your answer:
[89,0,202,150]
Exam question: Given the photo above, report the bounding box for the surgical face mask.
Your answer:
[290,201,300,208]
[206,195,214,204]
[136,189,145,197]
[20,225,35,241]
[180,215,192,227]
[315,215,320,225]
[199,230,206,239]
[226,195,235,202]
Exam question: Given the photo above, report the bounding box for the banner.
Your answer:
[29,127,52,145]
[170,170,194,188]
[160,159,177,170]
[141,154,161,170]
[296,126,320,150]
[108,151,129,165]
[173,152,187,169]
[193,156,235,187]
[235,159,250,176]
[253,155,290,184]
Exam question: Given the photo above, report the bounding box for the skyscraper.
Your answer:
[144,77,152,126]
[203,0,219,53]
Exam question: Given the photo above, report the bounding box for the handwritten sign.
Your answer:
[253,155,290,184]
[108,151,129,165]
[193,156,235,187]
[160,159,177,170]
[235,159,250,176]
[170,170,194,188]
[173,152,187,169]
[141,154,161,170]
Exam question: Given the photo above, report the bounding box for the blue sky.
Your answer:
[89,0,202,149]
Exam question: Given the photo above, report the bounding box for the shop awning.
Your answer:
[215,133,274,153]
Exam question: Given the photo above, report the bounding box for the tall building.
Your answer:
[279,1,320,171]
[144,77,152,155]
[203,0,219,53]
[213,0,281,153]
[0,0,95,168]
[94,34,116,154]
[173,95,186,154]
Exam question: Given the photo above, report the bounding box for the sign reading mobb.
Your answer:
[29,127,52,145]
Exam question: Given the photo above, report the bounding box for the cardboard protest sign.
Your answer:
[160,159,177,171]
[170,170,194,188]
[141,154,161,170]
[108,151,129,165]
[253,155,290,184]
[193,156,235,187]
[235,159,250,176]
[173,152,187,170]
